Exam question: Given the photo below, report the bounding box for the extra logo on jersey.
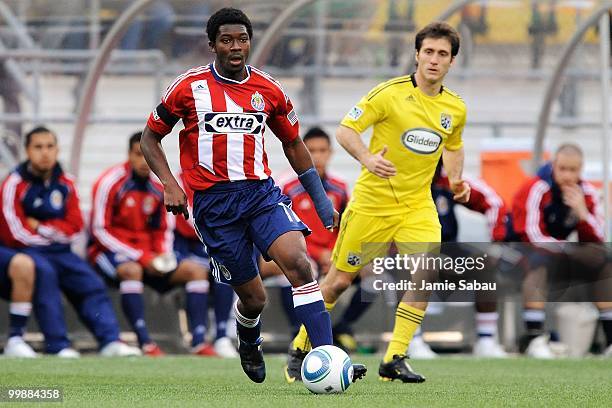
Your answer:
[250,91,266,111]
[204,112,265,134]
[401,128,442,154]
[440,113,452,131]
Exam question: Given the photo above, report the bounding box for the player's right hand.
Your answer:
[164,182,189,220]
[364,145,396,178]
[326,209,340,232]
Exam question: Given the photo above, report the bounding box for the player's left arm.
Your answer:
[269,89,338,230]
[443,108,470,203]
[442,147,470,203]
[283,138,339,230]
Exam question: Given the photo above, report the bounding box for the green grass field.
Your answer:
[1,356,611,407]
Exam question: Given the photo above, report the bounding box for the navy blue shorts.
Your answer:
[174,233,210,269]
[93,250,185,294]
[0,246,17,299]
[193,178,310,286]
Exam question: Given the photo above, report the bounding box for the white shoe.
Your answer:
[473,337,508,358]
[56,348,80,358]
[525,335,555,359]
[603,344,612,357]
[408,336,438,359]
[100,341,142,357]
[214,337,238,358]
[3,336,37,358]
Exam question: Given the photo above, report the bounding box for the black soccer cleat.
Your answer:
[238,337,266,383]
[351,363,367,382]
[378,354,426,383]
[284,347,308,383]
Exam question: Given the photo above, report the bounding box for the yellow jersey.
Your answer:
[340,74,466,216]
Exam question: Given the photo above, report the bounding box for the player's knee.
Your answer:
[180,261,207,281]
[287,253,314,286]
[116,262,143,281]
[240,291,267,315]
[328,273,352,295]
[8,254,36,287]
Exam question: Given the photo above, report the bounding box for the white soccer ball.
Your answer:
[301,345,353,394]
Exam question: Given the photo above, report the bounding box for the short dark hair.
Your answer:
[129,131,142,151]
[303,126,331,144]
[24,126,56,148]
[415,22,460,57]
[206,7,253,43]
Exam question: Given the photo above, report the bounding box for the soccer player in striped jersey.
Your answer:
[140,7,366,383]
[0,127,140,357]
[89,133,213,357]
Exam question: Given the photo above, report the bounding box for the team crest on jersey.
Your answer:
[142,196,155,215]
[347,252,361,267]
[440,113,452,131]
[251,91,265,111]
[50,190,63,210]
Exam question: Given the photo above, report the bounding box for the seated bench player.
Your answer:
[0,246,36,357]
[512,144,611,358]
[0,126,140,357]
[89,132,212,357]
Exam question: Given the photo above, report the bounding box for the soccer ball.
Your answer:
[301,345,353,394]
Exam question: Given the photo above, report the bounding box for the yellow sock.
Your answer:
[383,303,425,363]
[292,325,310,351]
[291,301,337,351]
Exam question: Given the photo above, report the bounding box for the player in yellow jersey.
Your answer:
[285,22,470,383]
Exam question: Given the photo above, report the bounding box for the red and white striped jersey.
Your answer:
[512,172,604,243]
[88,163,174,267]
[146,63,300,191]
